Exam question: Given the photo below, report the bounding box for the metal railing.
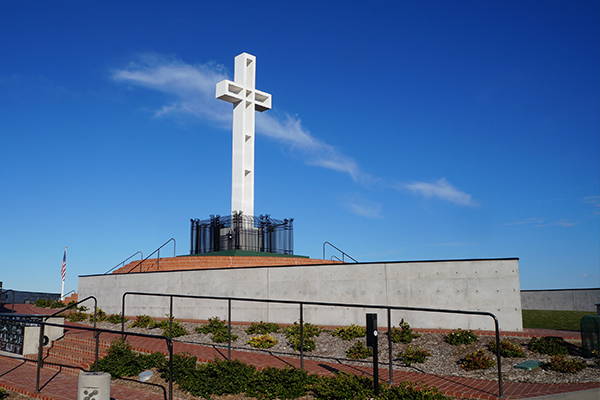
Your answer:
[30,320,173,400]
[126,238,176,274]
[120,291,504,398]
[322,241,358,262]
[104,250,144,274]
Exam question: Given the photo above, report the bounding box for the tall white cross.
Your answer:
[216,52,272,217]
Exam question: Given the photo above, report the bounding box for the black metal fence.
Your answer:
[190,212,294,255]
[121,291,505,398]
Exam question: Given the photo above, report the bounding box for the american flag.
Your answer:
[60,248,67,282]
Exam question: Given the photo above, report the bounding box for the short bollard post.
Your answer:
[366,313,379,394]
[77,371,110,400]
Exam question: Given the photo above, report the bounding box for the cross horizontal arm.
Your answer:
[216,80,272,112]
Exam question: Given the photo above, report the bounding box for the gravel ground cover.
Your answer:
[88,319,600,385]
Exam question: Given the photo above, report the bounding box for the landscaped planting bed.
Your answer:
[81,316,600,385]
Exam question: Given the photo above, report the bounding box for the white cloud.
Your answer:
[584,195,600,215]
[111,54,368,182]
[505,218,576,228]
[344,198,383,219]
[403,178,476,206]
[504,218,545,226]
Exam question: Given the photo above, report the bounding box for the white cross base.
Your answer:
[216,52,272,217]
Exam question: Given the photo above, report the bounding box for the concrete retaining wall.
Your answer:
[521,288,600,312]
[78,258,523,331]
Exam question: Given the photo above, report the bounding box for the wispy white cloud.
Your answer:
[584,195,600,215]
[402,178,476,206]
[505,218,576,228]
[343,197,383,219]
[111,54,370,183]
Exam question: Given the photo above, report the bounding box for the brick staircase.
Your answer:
[25,333,111,373]
[114,255,341,274]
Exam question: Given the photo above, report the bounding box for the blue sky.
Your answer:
[1,1,598,293]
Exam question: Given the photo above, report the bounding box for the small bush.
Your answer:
[0,388,7,399]
[176,359,257,397]
[159,353,197,382]
[88,308,107,323]
[543,355,586,373]
[35,298,65,308]
[246,321,281,335]
[346,341,372,360]
[459,349,495,370]
[398,345,431,366]
[309,373,374,400]
[380,382,450,400]
[196,316,228,334]
[131,315,155,328]
[247,367,314,399]
[160,319,189,338]
[331,324,366,341]
[105,314,127,324]
[91,339,163,378]
[248,334,278,349]
[212,329,239,343]
[487,339,525,358]
[284,322,321,352]
[388,319,420,344]
[65,311,88,322]
[528,336,569,356]
[445,329,478,345]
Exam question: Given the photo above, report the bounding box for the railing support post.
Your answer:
[167,339,173,400]
[227,299,232,361]
[121,293,127,337]
[387,308,392,384]
[299,303,304,370]
[493,317,504,398]
[35,321,45,392]
[169,295,173,335]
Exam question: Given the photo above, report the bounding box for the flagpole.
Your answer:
[60,247,67,300]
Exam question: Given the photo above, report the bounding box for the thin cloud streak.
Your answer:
[403,178,476,206]
[111,54,370,183]
[344,198,383,219]
[584,195,600,215]
[505,218,576,228]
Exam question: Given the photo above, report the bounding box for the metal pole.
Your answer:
[387,308,393,384]
[157,249,160,271]
[167,339,173,400]
[227,299,232,360]
[93,298,99,363]
[299,303,304,370]
[494,317,503,398]
[121,293,127,336]
[169,296,173,335]
[35,322,45,392]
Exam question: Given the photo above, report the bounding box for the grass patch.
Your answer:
[522,310,594,331]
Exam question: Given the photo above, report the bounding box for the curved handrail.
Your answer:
[126,238,176,274]
[104,250,144,274]
[322,241,358,263]
[330,255,342,262]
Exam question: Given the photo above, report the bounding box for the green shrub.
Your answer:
[159,353,197,383]
[91,339,163,378]
[248,334,278,349]
[105,314,127,324]
[196,316,228,334]
[246,321,281,335]
[398,345,431,366]
[388,319,420,344]
[0,388,7,399]
[35,298,65,308]
[487,339,525,358]
[346,341,372,360]
[88,308,107,323]
[310,373,374,400]
[131,315,155,328]
[543,355,586,373]
[379,382,450,400]
[247,367,314,399]
[160,319,189,338]
[65,311,88,322]
[331,324,366,341]
[177,359,257,398]
[444,329,478,345]
[528,336,568,356]
[285,322,321,352]
[459,349,495,370]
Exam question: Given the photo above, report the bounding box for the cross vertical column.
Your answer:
[216,52,272,218]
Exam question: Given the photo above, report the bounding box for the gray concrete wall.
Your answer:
[78,258,522,331]
[521,289,600,312]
